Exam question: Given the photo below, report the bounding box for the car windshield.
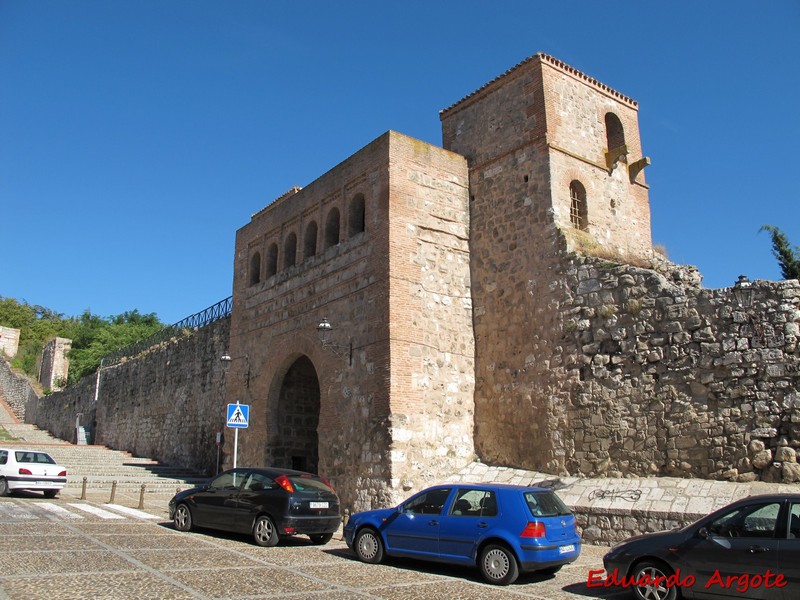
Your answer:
[288,474,334,493]
[524,491,572,517]
[14,451,56,465]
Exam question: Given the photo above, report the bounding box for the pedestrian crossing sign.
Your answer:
[226,403,249,428]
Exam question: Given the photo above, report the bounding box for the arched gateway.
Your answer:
[265,355,320,474]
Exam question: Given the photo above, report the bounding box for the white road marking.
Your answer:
[104,503,160,519]
[37,502,84,518]
[67,502,125,519]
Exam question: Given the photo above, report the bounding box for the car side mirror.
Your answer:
[698,527,709,539]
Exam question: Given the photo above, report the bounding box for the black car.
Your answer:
[602,493,800,600]
[168,467,341,546]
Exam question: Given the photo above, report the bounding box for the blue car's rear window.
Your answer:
[524,491,572,517]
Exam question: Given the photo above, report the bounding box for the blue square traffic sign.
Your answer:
[226,403,249,428]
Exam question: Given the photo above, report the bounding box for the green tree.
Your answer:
[0,297,164,385]
[760,225,800,280]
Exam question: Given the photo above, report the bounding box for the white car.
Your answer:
[0,448,68,498]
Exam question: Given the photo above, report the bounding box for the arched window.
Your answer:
[605,113,625,152]
[249,252,261,286]
[324,207,340,249]
[266,243,278,278]
[569,181,588,231]
[284,232,297,269]
[304,221,318,260]
[349,194,365,237]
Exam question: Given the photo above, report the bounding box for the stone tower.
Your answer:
[440,53,653,473]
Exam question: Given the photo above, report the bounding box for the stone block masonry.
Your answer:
[25,318,230,474]
[0,358,37,420]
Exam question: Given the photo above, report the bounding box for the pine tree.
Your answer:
[760,225,800,280]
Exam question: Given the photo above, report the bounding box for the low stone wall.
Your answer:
[576,507,701,547]
[0,359,38,420]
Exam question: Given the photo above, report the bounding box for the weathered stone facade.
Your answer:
[39,336,71,391]
[226,132,475,510]
[563,264,800,483]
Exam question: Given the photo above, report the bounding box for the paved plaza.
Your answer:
[0,490,627,600]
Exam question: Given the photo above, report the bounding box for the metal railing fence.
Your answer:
[101,296,232,367]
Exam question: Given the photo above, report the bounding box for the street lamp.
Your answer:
[221,352,250,388]
[732,274,754,309]
[316,318,352,365]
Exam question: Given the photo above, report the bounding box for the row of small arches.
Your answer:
[249,194,366,285]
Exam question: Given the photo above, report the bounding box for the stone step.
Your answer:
[1,420,209,495]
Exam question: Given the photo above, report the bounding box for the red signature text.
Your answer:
[587,568,787,593]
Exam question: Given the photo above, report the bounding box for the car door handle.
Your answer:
[749,545,770,553]
[477,522,489,528]
[428,520,439,526]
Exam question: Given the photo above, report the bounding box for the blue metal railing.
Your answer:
[101,296,232,367]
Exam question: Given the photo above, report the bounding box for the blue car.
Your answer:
[343,483,581,585]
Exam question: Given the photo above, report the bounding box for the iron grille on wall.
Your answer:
[101,296,232,367]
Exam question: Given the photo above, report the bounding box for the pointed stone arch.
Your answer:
[264,354,321,473]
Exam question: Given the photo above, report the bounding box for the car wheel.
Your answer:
[354,527,384,564]
[43,490,59,499]
[173,504,193,532]
[309,533,333,545]
[253,515,279,547]
[631,560,680,600]
[0,478,8,497]
[479,543,519,585]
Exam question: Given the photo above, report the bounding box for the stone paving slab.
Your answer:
[0,494,628,600]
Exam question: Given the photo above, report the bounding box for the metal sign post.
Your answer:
[226,401,249,469]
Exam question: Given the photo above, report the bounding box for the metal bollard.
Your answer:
[80,477,87,500]
[109,481,117,504]
[137,483,146,509]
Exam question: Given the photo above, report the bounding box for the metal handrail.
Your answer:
[101,296,232,367]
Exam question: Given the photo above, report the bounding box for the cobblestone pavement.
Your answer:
[0,491,629,600]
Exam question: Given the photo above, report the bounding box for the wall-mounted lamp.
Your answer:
[732,274,754,309]
[221,352,251,388]
[316,318,352,365]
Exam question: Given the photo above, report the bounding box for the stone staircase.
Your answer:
[1,421,209,495]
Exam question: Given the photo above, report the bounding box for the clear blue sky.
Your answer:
[2,1,798,325]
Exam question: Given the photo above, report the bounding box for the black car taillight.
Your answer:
[275,474,295,492]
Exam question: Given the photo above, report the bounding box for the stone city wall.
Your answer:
[25,372,96,443]
[563,257,800,483]
[0,358,38,420]
[475,251,800,484]
[27,318,230,475]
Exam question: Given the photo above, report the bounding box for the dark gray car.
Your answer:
[169,467,340,546]
[602,493,800,600]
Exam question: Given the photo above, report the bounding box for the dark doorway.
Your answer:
[267,356,321,474]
